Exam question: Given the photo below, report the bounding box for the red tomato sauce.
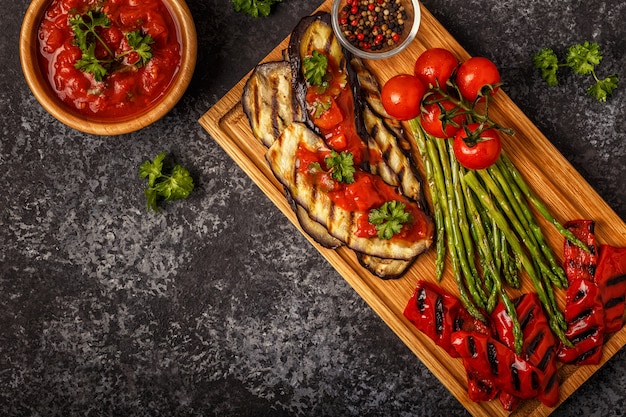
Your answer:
[300,49,431,243]
[305,53,368,165]
[37,0,182,120]
[295,144,432,243]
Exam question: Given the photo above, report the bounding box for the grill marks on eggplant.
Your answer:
[266,123,432,261]
[352,57,425,207]
[242,11,433,277]
[242,61,304,148]
[362,105,424,204]
[357,254,413,279]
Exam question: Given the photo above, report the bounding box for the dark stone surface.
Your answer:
[2,0,625,416]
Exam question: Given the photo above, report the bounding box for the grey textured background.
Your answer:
[2,0,625,416]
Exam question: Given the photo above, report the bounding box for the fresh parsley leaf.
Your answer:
[69,10,153,81]
[307,162,324,175]
[587,74,619,102]
[232,0,283,17]
[69,11,111,52]
[125,30,154,66]
[156,165,194,200]
[139,152,195,212]
[533,48,560,87]
[566,41,602,75]
[139,151,166,187]
[144,188,160,213]
[303,50,329,88]
[369,201,412,240]
[325,150,355,184]
[534,41,619,102]
[74,43,109,82]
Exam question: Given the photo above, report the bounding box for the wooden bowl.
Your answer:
[19,0,197,136]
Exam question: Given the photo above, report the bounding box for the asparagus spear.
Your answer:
[409,119,446,280]
[464,169,572,347]
[500,152,590,253]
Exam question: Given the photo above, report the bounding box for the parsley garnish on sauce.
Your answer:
[139,152,195,212]
[69,10,154,82]
[325,150,355,184]
[369,201,413,240]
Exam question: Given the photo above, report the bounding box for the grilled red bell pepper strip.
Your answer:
[558,277,605,365]
[491,293,560,408]
[498,391,522,413]
[558,219,605,365]
[452,330,541,400]
[563,220,598,284]
[594,244,626,333]
[466,371,499,403]
[403,280,489,357]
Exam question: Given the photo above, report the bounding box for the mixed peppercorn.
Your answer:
[337,0,409,51]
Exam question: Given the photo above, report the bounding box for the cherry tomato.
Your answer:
[456,57,501,102]
[453,123,502,170]
[420,96,465,138]
[413,47,459,89]
[381,74,426,121]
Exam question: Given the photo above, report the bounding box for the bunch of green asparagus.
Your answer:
[408,119,589,354]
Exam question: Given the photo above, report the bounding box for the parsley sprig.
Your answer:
[369,201,412,240]
[533,41,619,102]
[232,0,283,17]
[139,152,195,212]
[309,150,356,185]
[69,10,154,82]
[325,150,355,183]
[304,50,329,88]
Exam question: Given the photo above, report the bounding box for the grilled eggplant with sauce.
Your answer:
[242,12,433,276]
[267,122,434,260]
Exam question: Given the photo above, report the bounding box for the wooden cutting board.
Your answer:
[199,2,626,416]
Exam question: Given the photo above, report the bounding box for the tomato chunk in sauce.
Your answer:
[37,0,182,120]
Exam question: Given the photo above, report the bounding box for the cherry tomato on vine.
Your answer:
[456,57,501,102]
[420,96,465,138]
[381,74,426,120]
[413,47,459,89]
[453,123,502,170]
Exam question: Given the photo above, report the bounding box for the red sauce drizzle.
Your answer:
[295,144,431,242]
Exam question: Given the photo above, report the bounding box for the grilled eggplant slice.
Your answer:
[285,192,343,249]
[362,105,424,203]
[358,253,415,280]
[242,61,304,147]
[288,13,368,144]
[266,122,434,260]
[242,58,345,251]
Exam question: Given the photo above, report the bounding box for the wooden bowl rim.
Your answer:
[19,0,198,136]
